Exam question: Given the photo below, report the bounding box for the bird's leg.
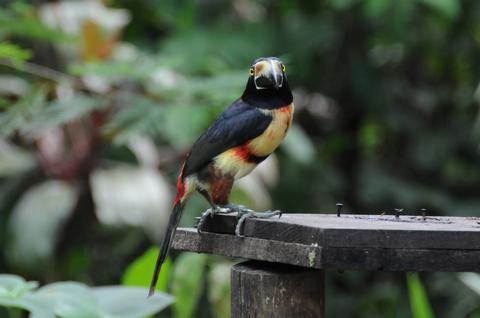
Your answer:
[222,203,254,214]
[196,204,238,233]
[235,209,282,237]
[196,189,236,233]
[224,205,282,237]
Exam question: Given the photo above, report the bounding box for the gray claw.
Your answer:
[197,208,214,234]
[235,209,282,237]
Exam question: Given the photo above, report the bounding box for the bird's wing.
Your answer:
[182,99,272,177]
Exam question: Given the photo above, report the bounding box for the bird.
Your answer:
[149,57,294,296]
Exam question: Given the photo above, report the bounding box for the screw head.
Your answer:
[336,203,343,217]
[395,208,403,218]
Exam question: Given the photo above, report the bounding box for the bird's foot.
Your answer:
[196,205,237,234]
[235,209,282,237]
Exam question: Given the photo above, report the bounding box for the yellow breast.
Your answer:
[213,103,294,179]
[247,103,294,156]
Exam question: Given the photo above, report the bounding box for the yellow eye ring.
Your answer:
[282,64,286,72]
[249,68,254,76]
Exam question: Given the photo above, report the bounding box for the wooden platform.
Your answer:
[172,213,480,272]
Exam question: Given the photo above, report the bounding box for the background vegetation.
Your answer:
[1,0,480,317]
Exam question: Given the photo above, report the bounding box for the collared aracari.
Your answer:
[149,57,294,296]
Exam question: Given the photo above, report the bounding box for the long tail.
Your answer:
[148,201,184,296]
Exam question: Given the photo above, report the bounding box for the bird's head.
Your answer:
[249,57,286,90]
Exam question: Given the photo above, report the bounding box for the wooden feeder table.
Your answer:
[172,213,480,317]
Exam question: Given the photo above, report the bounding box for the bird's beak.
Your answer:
[254,59,284,90]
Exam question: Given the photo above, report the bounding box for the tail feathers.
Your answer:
[148,202,184,297]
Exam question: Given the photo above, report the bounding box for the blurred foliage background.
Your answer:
[1,0,480,317]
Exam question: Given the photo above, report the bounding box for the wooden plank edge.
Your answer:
[172,228,322,269]
[172,227,480,272]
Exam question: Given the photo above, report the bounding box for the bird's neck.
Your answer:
[241,78,293,109]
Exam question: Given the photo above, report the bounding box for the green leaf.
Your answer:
[0,275,95,318]
[0,274,174,318]
[363,0,391,18]
[406,273,435,318]
[69,60,154,82]
[0,275,38,299]
[33,282,101,318]
[0,43,31,67]
[208,262,231,318]
[418,0,460,19]
[92,286,174,318]
[105,94,214,147]
[0,88,107,138]
[122,247,172,292]
[6,180,79,274]
[0,5,72,43]
[0,84,48,138]
[160,105,212,148]
[103,95,164,144]
[458,272,480,295]
[0,141,36,177]
[172,253,207,318]
[24,94,108,136]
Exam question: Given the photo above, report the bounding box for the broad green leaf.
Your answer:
[33,282,101,318]
[24,94,108,136]
[0,275,38,299]
[6,180,79,273]
[160,105,211,147]
[419,0,460,19]
[406,273,435,318]
[102,95,165,145]
[0,87,106,138]
[0,43,31,67]
[0,84,48,138]
[92,286,174,318]
[105,94,214,147]
[0,275,56,318]
[0,275,173,318]
[122,247,172,292]
[363,0,390,18]
[0,5,72,42]
[458,272,480,295]
[90,166,172,240]
[69,60,154,82]
[208,262,231,318]
[172,253,207,318]
[0,140,36,177]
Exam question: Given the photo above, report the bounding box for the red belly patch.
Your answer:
[233,145,250,161]
[233,145,268,164]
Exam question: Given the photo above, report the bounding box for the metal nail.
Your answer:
[395,208,403,219]
[336,203,343,217]
[421,208,427,220]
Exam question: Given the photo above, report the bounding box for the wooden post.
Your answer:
[231,261,324,318]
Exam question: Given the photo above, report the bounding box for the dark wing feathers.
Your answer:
[182,99,272,177]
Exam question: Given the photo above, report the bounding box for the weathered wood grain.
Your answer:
[172,227,480,271]
[173,213,480,318]
[231,261,324,318]
[172,228,322,269]
[199,213,480,250]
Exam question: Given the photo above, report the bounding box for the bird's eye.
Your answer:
[282,64,286,72]
[249,68,254,76]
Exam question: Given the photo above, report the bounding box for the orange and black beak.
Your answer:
[253,58,284,90]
